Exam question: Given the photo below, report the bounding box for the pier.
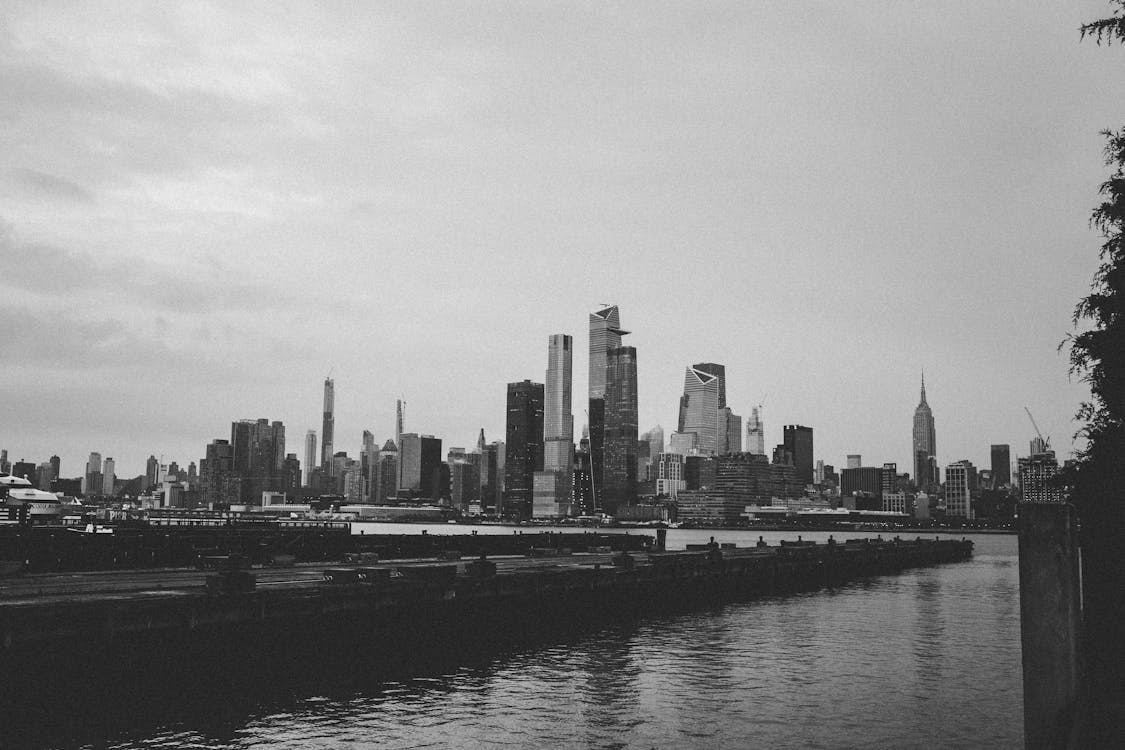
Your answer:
[0,535,971,654]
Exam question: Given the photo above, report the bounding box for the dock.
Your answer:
[0,536,972,654]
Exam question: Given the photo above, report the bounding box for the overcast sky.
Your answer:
[2,2,1122,480]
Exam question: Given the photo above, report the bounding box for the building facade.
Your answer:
[602,346,638,514]
[588,306,628,510]
[321,377,335,469]
[912,373,937,490]
[504,380,544,519]
[782,425,814,485]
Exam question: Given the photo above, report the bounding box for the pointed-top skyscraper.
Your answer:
[588,306,629,505]
[912,371,937,491]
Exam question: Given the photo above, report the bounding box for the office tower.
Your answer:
[669,431,699,455]
[342,460,365,504]
[840,464,885,507]
[200,438,238,506]
[398,433,442,501]
[912,372,937,490]
[187,461,198,489]
[49,455,60,482]
[0,449,8,474]
[572,437,594,514]
[395,399,405,451]
[655,452,687,498]
[321,377,335,469]
[720,408,742,455]
[504,380,544,518]
[83,452,102,496]
[746,407,766,455]
[990,444,1011,488]
[945,460,976,518]
[451,460,479,510]
[602,346,638,513]
[231,419,286,503]
[102,457,115,496]
[783,425,814,485]
[677,363,724,455]
[1018,451,1063,503]
[145,455,158,491]
[535,334,574,518]
[588,306,628,505]
[304,430,317,486]
[373,440,399,503]
[281,454,301,492]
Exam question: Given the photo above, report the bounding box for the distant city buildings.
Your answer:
[783,425,814,485]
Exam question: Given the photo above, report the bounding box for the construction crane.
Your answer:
[1024,407,1051,452]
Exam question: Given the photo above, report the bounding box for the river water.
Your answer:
[74,528,1024,749]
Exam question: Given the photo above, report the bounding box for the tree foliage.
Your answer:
[1070,6,1125,502]
[1080,0,1125,45]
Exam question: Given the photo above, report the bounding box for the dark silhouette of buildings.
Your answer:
[504,380,544,518]
[602,346,638,513]
[990,444,1011,487]
[783,424,814,485]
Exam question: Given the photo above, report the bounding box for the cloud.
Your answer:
[0,220,294,314]
[9,169,95,204]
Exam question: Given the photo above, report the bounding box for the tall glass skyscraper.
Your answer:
[321,377,335,469]
[912,373,937,490]
[504,380,544,519]
[602,346,638,513]
[535,334,575,517]
[677,363,725,455]
[588,306,628,503]
[303,430,317,487]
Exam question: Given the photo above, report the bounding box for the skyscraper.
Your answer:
[535,334,574,517]
[945,460,976,518]
[504,380,544,519]
[83,452,102,496]
[304,430,317,486]
[321,377,335,469]
[602,346,638,513]
[912,373,937,490]
[145,455,159,491]
[990,444,1011,488]
[102,457,115,496]
[373,439,399,504]
[398,433,442,501]
[746,407,766,455]
[678,364,724,455]
[588,306,628,504]
[783,425,814,485]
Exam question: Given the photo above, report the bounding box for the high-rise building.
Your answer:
[720,408,742,455]
[944,460,976,518]
[83,452,102,496]
[782,425,814,485]
[1018,451,1064,503]
[536,334,575,518]
[504,380,544,519]
[321,377,335,469]
[542,334,574,476]
[373,440,399,503]
[102,457,116,496]
[588,306,628,507]
[745,407,766,455]
[200,438,239,506]
[990,444,1011,488]
[0,449,8,475]
[49,455,60,483]
[677,363,724,455]
[145,455,159,492]
[231,419,286,503]
[303,430,317,486]
[398,434,442,501]
[395,399,405,450]
[602,346,638,513]
[912,372,937,490]
[1029,436,1049,456]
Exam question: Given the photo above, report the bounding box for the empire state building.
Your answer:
[913,373,937,490]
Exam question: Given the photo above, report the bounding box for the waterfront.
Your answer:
[20,530,1020,750]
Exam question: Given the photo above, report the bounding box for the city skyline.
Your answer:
[2,4,1110,482]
